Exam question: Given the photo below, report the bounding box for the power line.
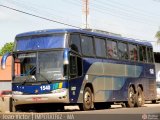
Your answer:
[91,2,159,24]
[7,0,81,23]
[62,0,158,41]
[0,4,81,29]
[101,0,160,18]
[90,4,159,27]
[67,0,160,27]
[0,2,157,43]
[92,1,160,24]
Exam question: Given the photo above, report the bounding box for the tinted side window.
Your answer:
[70,55,77,78]
[147,47,153,63]
[107,40,118,59]
[70,34,81,53]
[129,44,138,61]
[139,46,147,62]
[95,38,106,57]
[77,57,82,76]
[70,54,82,78]
[118,42,128,60]
[81,35,94,56]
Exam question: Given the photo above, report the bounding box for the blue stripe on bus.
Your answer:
[12,81,68,94]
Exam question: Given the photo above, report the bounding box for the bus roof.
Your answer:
[16,28,152,47]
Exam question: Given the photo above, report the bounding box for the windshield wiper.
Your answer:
[37,73,51,84]
[21,77,29,85]
[21,66,37,85]
[21,75,38,85]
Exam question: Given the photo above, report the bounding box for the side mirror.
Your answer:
[63,49,69,65]
[1,52,11,70]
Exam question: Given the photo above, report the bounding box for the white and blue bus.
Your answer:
[1,29,156,111]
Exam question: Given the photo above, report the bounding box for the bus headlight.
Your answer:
[51,88,67,94]
[13,91,23,95]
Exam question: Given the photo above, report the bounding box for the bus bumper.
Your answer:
[12,89,69,106]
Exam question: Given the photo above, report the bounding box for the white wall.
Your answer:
[155,63,160,82]
[0,82,11,91]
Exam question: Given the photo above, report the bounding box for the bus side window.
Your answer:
[139,46,147,62]
[147,47,153,63]
[106,40,118,59]
[70,54,82,78]
[70,55,77,78]
[70,34,81,54]
[95,37,106,58]
[129,44,138,61]
[118,42,128,60]
[77,57,82,76]
[81,35,94,57]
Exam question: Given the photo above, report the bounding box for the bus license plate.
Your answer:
[32,97,42,101]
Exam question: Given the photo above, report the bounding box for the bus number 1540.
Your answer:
[40,85,51,91]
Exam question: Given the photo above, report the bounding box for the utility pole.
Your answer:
[82,0,89,29]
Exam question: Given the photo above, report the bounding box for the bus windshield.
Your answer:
[15,33,65,51]
[14,51,67,83]
[38,51,65,81]
[15,53,36,76]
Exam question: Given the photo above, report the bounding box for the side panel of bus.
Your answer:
[75,58,156,103]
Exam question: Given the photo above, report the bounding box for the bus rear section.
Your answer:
[67,31,156,110]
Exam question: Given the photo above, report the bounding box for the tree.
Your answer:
[155,31,160,44]
[0,42,14,56]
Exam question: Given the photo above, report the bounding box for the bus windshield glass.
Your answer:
[15,53,36,76]
[14,51,67,82]
[15,33,65,51]
[38,51,65,81]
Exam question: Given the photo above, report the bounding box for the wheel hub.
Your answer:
[129,91,135,103]
[138,94,142,104]
[84,91,91,105]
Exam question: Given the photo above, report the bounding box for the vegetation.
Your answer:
[0,42,14,56]
[155,31,160,43]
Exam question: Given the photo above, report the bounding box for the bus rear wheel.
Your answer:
[135,87,144,107]
[79,87,94,111]
[126,86,136,107]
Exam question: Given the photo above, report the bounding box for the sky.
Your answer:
[0,0,160,51]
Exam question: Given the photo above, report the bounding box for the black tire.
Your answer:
[135,87,144,107]
[121,103,126,108]
[152,100,157,104]
[11,99,16,112]
[11,104,16,112]
[126,86,136,107]
[12,104,29,112]
[79,87,94,111]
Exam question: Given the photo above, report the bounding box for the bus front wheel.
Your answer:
[79,87,94,111]
[11,102,16,112]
